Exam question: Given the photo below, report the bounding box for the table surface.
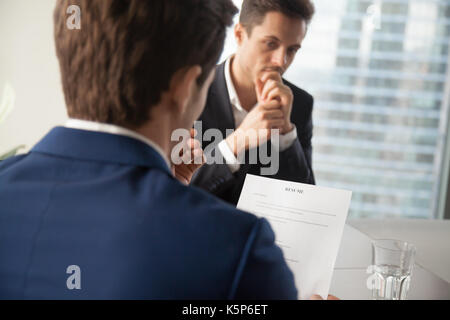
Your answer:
[330,221,450,300]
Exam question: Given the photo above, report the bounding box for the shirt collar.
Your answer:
[65,118,171,169]
[224,55,246,113]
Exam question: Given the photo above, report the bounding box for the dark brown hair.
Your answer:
[239,0,315,35]
[54,0,237,128]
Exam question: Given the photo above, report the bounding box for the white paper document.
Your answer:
[237,174,352,300]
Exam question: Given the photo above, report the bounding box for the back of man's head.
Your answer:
[240,0,315,35]
[53,0,237,128]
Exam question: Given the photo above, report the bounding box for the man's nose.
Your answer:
[271,49,288,69]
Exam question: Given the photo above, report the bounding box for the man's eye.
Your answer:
[266,41,277,49]
[288,48,299,55]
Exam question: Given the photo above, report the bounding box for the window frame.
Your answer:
[438,50,450,219]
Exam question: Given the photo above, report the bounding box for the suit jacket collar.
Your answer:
[32,127,172,175]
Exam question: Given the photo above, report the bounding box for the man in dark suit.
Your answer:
[191,0,316,206]
[0,0,302,299]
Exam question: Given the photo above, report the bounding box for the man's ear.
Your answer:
[234,23,247,46]
[169,65,202,115]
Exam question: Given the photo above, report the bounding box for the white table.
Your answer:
[330,223,450,300]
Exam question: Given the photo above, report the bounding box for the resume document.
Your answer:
[237,174,352,300]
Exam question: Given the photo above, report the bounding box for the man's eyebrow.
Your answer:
[263,35,301,48]
[263,35,281,42]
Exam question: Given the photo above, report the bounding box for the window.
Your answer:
[223,0,450,219]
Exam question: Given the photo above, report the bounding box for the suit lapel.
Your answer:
[205,62,236,137]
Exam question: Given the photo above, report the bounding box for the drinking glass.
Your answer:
[370,239,416,300]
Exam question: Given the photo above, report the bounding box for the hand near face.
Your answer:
[172,129,205,185]
[225,100,286,155]
[225,71,296,156]
[256,71,294,135]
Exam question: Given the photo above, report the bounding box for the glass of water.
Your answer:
[370,239,416,300]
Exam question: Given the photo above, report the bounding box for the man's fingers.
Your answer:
[190,128,197,138]
[327,295,340,300]
[257,71,282,102]
[255,78,265,102]
[258,100,281,110]
[173,146,205,185]
[181,149,193,164]
[260,71,282,84]
[174,168,190,185]
[188,138,201,150]
[191,147,205,165]
[268,119,285,128]
[262,109,284,120]
[266,87,284,104]
[261,79,279,102]
[178,138,201,157]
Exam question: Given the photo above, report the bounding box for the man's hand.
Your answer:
[225,71,294,157]
[225,100,285,156]
[256,71,294,135]
[172,129,205,185]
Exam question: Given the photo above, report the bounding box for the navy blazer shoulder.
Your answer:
[0,127,297,299]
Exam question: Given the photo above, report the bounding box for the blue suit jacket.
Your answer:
[0,127,297,299]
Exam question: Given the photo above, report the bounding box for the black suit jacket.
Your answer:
[191,62,315,205]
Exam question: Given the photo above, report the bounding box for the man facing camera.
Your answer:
[0,0,304,299]
[191,0,316,206]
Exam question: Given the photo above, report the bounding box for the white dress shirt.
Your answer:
[65,118,172,170]
[218,55,298,173]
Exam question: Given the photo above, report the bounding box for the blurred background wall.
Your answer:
[0,0,67,156]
